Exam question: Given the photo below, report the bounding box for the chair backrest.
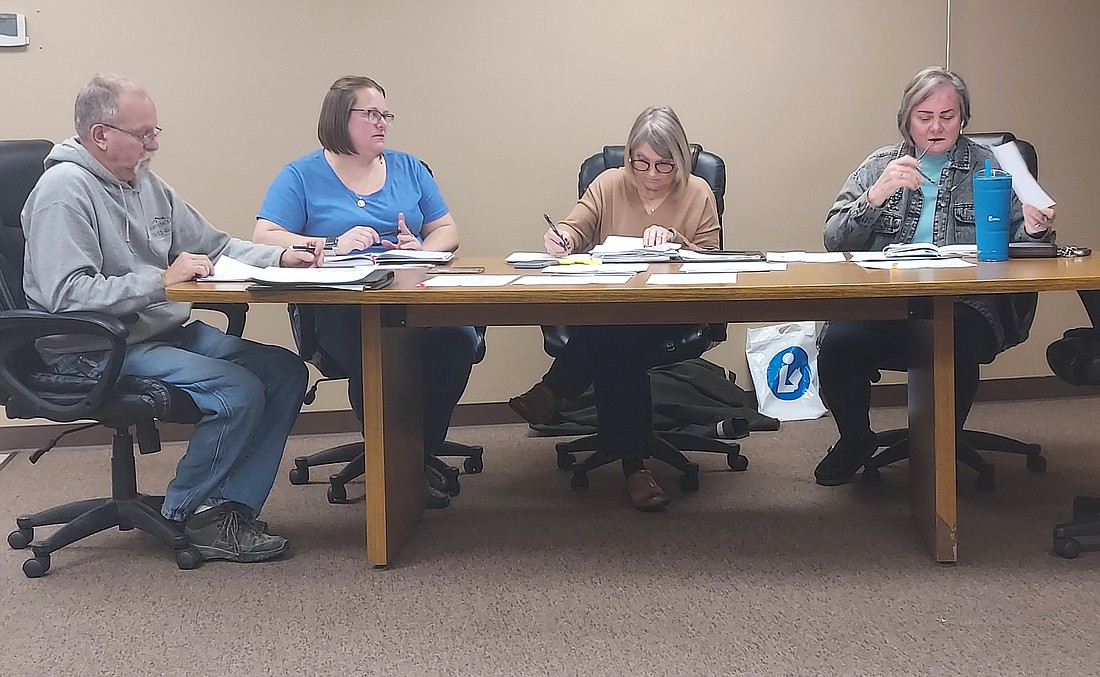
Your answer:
[578,143,727,231]
[963,131,1038,178]
[0,140,53,312]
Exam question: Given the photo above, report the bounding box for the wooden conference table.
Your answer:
[168,255,1100,567]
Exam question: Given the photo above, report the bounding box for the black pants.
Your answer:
[542,324,699,475]
[818,303,998,444]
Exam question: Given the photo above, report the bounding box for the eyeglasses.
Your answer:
[350,108,395,125]
[629,158,676,174]
[103,123,161,146]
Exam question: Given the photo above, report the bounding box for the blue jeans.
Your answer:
[311,305,478,458]
[55,321,307,521]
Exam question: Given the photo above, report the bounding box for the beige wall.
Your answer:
[3,0,1098,427]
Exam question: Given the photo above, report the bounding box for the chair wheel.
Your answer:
[679,472,700,493]
[444,475,461,498]
[289,466,309,485]
[727,454,749,471]
[327,483,349,504]
[22,555,50,578]
[862,466,882,483]
[176,547,202,570]
[570,471,589,491]
[8,528,33,550]
[1026,455,1048,473]
[463,455,484,474]
[1054,537,1082,559]
[976,471,996,492]
[557,452,575,471]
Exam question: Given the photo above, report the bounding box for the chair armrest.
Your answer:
[0,309,129,420]
[193,302,248,337]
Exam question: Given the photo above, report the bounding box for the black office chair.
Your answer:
[0,139,247,577]
[1048,290,1100,558]
[286,303,487,504]
[543,144,748,493]
[862,132,1045,491]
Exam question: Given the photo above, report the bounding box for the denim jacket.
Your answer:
[824,136,1052,353]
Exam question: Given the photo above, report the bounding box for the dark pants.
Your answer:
[312,305,479,458]
[818,303,998,444]
[542,324,699,476]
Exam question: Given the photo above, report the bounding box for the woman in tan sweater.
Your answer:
[509,106,720,511]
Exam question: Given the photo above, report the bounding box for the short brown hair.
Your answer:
[317,76,386,155]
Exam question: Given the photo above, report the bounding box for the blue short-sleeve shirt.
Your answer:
[257,149,449,252]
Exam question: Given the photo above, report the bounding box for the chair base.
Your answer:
[555,432,747,493]
[288,439,484,505]
[7,427,202,577]
[861,427,1045,491]
[9,494,200,578]
[1053,496,1100,559]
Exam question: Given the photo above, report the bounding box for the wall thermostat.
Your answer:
[0,13,28,47]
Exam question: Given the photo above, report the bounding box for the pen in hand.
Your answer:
[543,213,569,252]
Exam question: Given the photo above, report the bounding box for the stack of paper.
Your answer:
[590,235,680,262]
[372,250,454,264]
[677,250,764,262]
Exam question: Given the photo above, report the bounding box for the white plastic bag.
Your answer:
[745,322,827,421]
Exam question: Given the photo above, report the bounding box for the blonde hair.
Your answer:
[624,106,692,192]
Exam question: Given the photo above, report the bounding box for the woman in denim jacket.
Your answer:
[814,66,1057,486]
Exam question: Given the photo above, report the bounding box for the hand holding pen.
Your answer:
[543,213,572,256]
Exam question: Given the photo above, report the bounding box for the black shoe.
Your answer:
[815,434,878,486]
[184,505,288,563]
[425,466,451,509]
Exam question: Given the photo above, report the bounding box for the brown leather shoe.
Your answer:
[625,469,671,512]
[508,382,562,425]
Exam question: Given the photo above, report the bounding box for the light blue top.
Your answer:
[912,153,951,243]
[257,149,449,252]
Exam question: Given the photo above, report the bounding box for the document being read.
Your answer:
[992,141,1056,208]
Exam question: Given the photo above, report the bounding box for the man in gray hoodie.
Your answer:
[21,73,321,564]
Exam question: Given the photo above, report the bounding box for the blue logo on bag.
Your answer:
[766,347,811,400]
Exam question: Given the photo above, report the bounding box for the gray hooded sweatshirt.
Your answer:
[22,137,283,354]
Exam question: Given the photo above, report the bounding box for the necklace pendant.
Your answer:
[357,198,366,208]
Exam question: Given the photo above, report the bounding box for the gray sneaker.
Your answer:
[184,505,288,563]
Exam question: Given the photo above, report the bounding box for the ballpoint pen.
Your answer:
[915,139,937,184]
[290,243,337,252]
[543,213,569,251]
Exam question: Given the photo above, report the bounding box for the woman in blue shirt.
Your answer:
[254,75,479,509]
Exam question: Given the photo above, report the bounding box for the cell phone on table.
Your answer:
[429,266,486,274]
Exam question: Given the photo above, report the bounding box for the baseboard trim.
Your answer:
[3,377,1097,453]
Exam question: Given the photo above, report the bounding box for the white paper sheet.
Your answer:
[199,255,265,282]
[679,262,787,273]
[513,275,633,285]
[647,273,738,285]
[992,141,1056,208]
[419,274,518,287]
[541,263,648,274]
[766,251,848,263]
[249,267,381,284]
[855,259,976,270]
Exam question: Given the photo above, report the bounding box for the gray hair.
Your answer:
[624,106,693,192]
[896,66,971,147]
[74,73,143,140]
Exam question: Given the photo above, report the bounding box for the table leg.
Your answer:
[906,296,958,563]
[361,306,425,568]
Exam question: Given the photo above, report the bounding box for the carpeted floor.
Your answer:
[2,398,1100,676]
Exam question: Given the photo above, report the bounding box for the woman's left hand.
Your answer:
[642,224,675,247]
[381,212,423,250]
[1023,204,1056,236]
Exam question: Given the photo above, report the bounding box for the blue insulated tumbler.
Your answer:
[973,159,1012,261]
